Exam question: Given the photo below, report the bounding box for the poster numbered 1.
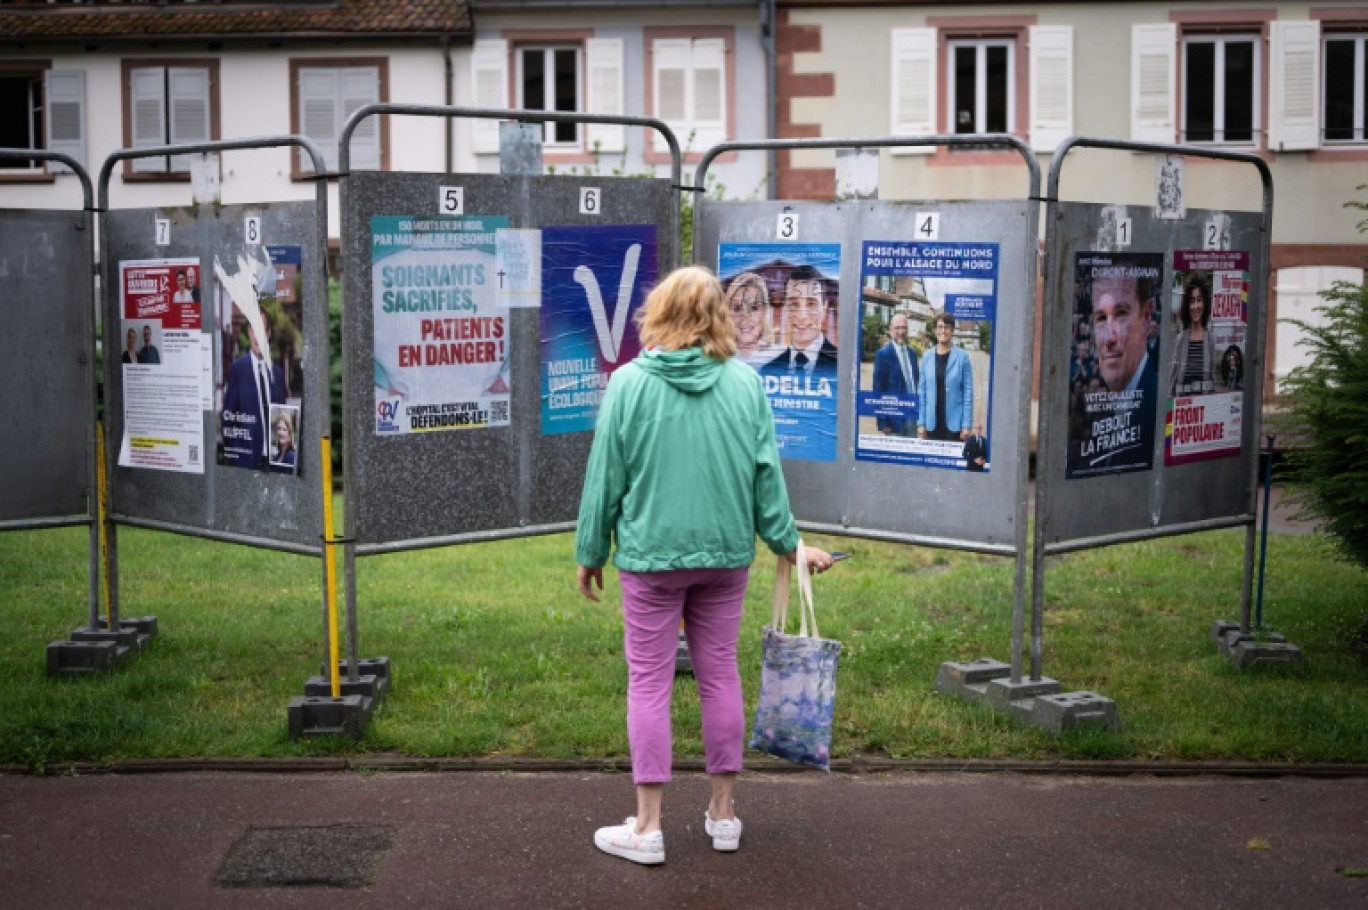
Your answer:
[438,186,464,215]
[913,212,940,240]
[154,218,170,246]
[579,187,601,215]
[1115,217,1134,248]
[776,213,799,240]
[244,216,262,245]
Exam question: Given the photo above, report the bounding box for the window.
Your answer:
[291,60,384,174]
[123,61,218,175]
[518,46,580,147]
[1182,35,1260,144]
[1324,34,1367,143]
[0,65,84,175]
[949,38,1014,134]
[650,36,727,153]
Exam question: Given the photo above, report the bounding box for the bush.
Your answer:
[1278,190,1368,569]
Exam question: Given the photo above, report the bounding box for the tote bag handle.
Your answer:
[772,540,820,640]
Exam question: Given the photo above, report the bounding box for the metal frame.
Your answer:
[0,148,100,628]
[1030,136,1274,681]
[694,133,1042,683]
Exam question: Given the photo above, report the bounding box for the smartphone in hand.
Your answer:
[829,552,852,563]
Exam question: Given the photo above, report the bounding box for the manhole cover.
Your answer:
[216,824,395,889]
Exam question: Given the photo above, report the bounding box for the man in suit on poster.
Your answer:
[871,312,918,435]
[762,264,838,377]
[221,312,284,471]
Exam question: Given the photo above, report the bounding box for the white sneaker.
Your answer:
[594,817,665,865]
[704,811,742,852]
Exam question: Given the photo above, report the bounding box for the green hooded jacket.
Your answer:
[574,347,799,572]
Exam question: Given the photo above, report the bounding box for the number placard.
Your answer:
[914,212,940,240]
[154,218,170,246]
[1203,220,1222,250]
[1115,217,1133,248]
[439,186,465,215]
[579,187,601,215]
[244,216,262,245]
[776,213,799,240]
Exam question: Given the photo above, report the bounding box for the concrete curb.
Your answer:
[6,754,1368,778]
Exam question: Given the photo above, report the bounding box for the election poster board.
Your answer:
[718,243,841,463]
[215,244,307,473]
[855,240,997,471]
[540,224,656,435]
[1066,251,1164,479]
[1164,250,1248,466]
[116,257,208,474]
[370,216,510,436]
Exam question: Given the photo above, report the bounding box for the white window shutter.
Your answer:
[1131,23,1176,143]
[45,69,85,174]
[342,66,381,171]
[298,68,339,171]
[471,38,509,154]
[585,38,625,153]
[1269,20,1321,152]
[890,28,937,154]
[1029,26,1073,151]
[167,67,210,171]
[690,38,727,152]
[653,38,690,153]
[130,66,167,173]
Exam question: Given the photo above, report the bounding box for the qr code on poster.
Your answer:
[189,445,199,464]
[491,400,509,423]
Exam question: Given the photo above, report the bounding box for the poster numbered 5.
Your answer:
[439,186,464,215]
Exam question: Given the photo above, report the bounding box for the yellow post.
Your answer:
[96,421,112,630]
[320,437,341,699]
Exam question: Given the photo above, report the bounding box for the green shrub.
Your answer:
[1279,190,1368,569]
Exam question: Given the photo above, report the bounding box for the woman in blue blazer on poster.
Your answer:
[918,311,974,442]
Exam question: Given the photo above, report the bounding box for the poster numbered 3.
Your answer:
[776,213,799,240]
[913,213,940,240]
[579,187,601,215]
[438,186,465,215]
[244,216,262,246]
[154,218,170,246]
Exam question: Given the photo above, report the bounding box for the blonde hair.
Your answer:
[636,265,738,361]
[725,271,773,345]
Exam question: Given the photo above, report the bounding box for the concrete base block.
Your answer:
[985,675,1063,710]
[287,694,373,740]
[46,639,120,675]
[70,625,146,652]
[1019,691,1122,732]
[935,658,1012,701]
[1210,619,1241,643]
[674,634,693,676]
[324,656,391,683]
[100,615,159,638]
[1229,640,1306,670]
[304,673,389,700]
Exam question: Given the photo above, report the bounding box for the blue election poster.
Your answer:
[718,243,842,463]
[856,240,997,471]
[540,225,657,435]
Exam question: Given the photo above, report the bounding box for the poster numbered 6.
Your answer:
[439,186,464,215]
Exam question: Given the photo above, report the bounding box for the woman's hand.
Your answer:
[785,545,836,574]
[577,565,603,602]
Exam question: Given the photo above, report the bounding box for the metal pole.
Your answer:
[1255,434,1275,631]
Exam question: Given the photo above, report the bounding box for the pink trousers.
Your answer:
[618,567,750,784]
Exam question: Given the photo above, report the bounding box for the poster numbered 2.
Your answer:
[579,187,601,215]
[438,186,464,215]
[154,218,170,246]
[1203,220,1224,250]
[244,216,262,246]
[776,213,799,240]
[914,212,940,240]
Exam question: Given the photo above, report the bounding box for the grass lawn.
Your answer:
[2,514,1367,770]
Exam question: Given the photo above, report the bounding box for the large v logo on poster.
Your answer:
[541,225,657,435]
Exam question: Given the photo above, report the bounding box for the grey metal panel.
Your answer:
[695,198,1035,552]
[1037,203,1266,546]
[0,208,94,524]
[343,171,677,549]
[102,202,326,551]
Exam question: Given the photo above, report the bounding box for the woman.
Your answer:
[1219,344,1244,391]
[1168,277,1214,397]
[917,311,974,442]
[120,328,138,365]
[724,271,775,367]
[575,266,832,865]
[270,414,296,472]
